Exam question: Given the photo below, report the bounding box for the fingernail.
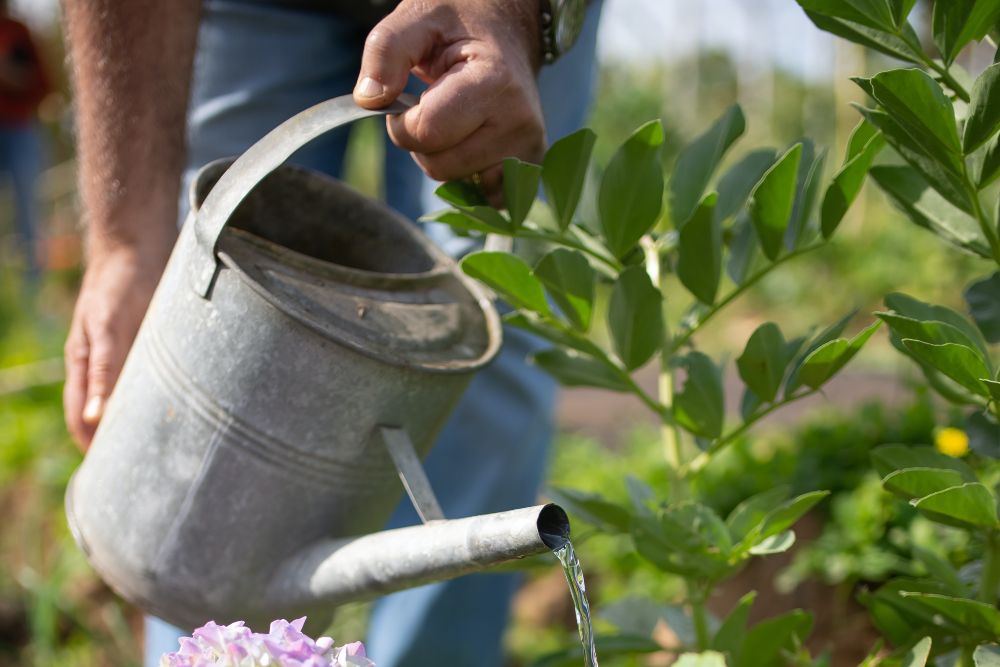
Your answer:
[355,76,384,99]
[82,396,105,424]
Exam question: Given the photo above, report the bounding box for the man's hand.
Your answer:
[353,0,544,202]
[63,242,172,448]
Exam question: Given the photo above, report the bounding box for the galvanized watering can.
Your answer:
[66,95,570,630]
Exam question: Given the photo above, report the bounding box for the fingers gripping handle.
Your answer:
[191,94,417,297]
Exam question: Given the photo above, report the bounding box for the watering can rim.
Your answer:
[185,99,504,375]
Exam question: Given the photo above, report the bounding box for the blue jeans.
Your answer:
[0,122,43,281]
[144,2,602,665]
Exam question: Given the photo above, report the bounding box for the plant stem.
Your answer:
[644,238,684,472]
[919,55,971,103]
[681,389,820,475]
[670,243,825,353]
[979,530,1000,604]
[963,179,1000,267]
[690,589,711,651]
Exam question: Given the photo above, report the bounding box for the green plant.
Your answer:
[794,0,1000,664]
[425,61,885,661]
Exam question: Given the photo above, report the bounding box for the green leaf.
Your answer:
[965,64,1000,153]
[821,123,885,238]
[677,193,723,305]
[461,252,550,314]
[435,180,487,207]
[858,106,972,213]
[887,0,917,25]
[871,444,976,480]
[601,598,695,644]
[965,272,1000,343]
[675,652,728,667]
[670,105,746,227]
[885,292,992,359]
[545,486,630,533]
[901,592,1000,634]
[975,644,1000,667]
[599,121,665,258]
[749,530,796,555]
[726,211,763,285]
[542,128,597,231]
[608,266,663,370]
[749,143,803,261]
[714,149,777,223]
[726,486,791,541]
[530,349,630,392]
[912,482,1000,529]
[876,312,987,362]
[787,143,826,250]
[901,637,932,667]
[912,545,967,595]
[867,69,963,170]
[985,378,1000,403]
[798,321,881,389]
[502,158,541,230]
[737,322,790,403]
[712,591,756,658]
[754,491,829,544]
[933,0,1000,65]
[735,610,813,667]
[870,165,989,257]
[882,467,968,499]
[901,340,991,397]
[533,249,595,331]
[421,208,511,235]
[674,352,725,439]
[978,133,1000,188]
[796,0,896,31]
[784,310,856,396]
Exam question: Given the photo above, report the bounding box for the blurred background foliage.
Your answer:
[1,0,996,665]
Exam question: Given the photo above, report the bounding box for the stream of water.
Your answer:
[553,540,599,667]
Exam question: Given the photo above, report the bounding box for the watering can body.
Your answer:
[66,97,567,630]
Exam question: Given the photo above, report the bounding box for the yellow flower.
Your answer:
[935,427,970,458]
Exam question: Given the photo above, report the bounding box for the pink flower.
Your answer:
[159,617,374,667]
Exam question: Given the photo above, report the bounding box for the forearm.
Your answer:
[63,0,201,258]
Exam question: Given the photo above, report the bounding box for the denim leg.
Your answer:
[0,124,43,280]
[365,4,604,666]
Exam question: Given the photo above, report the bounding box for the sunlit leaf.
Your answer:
[749,143,803,261]
[530,349,630,392]
[599,121,665,258]
[503,158,542,230]
[677,193,723,305]
[608,266,663,370]
[912,482,1000,529]
[533,249,595,331]
[671,105,746,226]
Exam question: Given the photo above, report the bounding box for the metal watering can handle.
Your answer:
[191,94,417,297]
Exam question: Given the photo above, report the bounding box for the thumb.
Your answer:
[354,9,434,109]
[82,331,122,426]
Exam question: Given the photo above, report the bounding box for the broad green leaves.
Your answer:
[543,129,596,230]
[671,105,746,226]
[461,252,550,315]
[608,267,663,370]
[749,144,803,260]
[933,0,1000,65]
[737,323,792,403]
[503,158,542,229]
[599,121,665,258]
[797,321,881,389]
[532,349,630,392]
[677,193,723,305]
[964,63,1000,153]
[674,352,725,438]
[965,272,1000,343]
[533,249,595,331]
[872,444,1000,530]
[821,120,885,238]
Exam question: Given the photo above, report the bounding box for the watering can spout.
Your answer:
[264,504,569,613]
